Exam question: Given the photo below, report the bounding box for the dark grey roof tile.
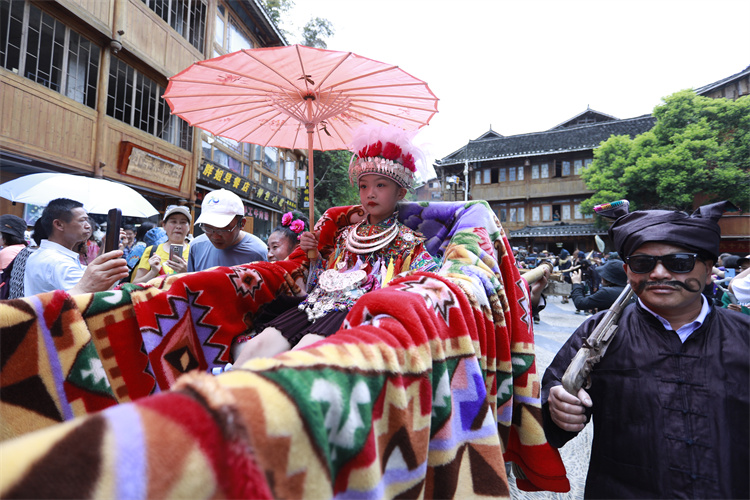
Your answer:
[438,115,656,165]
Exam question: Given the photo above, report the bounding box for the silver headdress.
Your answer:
[348,124,428,190]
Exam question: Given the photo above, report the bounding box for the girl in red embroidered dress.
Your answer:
[233,126,437,365]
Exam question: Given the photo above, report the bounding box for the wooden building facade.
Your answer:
[434,110,656,254]
[694,64,750,254]
[0,0,301,238]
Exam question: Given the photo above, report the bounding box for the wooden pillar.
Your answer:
[93,46,111,178]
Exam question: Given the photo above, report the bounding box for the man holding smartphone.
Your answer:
[24,198,129,296]
[188,189,267,272]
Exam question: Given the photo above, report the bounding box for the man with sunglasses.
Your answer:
[541,201,748,499]
[188,189,267,272]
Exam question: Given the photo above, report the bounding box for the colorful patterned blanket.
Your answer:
[0,201,569,498]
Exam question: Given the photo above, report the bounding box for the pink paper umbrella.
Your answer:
[163,44,438,226]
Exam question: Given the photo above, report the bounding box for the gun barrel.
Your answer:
[560,285,634,395]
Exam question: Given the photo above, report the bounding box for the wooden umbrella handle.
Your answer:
[305,121,317,261]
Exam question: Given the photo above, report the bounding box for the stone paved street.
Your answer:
[509,295,593,499]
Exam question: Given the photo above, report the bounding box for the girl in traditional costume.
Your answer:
[233,126,438,364]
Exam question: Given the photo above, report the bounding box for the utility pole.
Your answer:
[463,159,469,202]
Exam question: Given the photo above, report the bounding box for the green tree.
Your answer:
[305,150,359,221]
[262,1,334,49]
[262,0,294,28]
[302,17,334,49]
[581,90,750,214]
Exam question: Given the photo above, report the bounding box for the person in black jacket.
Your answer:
[542,201,749,499]
[569,258,627,313]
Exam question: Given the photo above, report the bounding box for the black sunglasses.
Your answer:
[626,253,700,274]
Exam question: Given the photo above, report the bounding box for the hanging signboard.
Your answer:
[118,142,186,190]
[198,161,297,212]
[302,170,310,209]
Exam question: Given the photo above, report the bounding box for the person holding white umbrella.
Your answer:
[24,198,129,296]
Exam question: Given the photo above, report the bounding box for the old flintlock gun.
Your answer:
[561,284,634,395]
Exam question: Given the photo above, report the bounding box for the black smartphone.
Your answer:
[104,208,122,253]
[169,244,183,262]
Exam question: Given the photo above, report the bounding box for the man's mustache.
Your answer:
[632,279,703,294]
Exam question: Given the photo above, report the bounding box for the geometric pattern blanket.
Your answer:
[0,200,569,498]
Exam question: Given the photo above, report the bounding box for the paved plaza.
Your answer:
[509,295,593,499]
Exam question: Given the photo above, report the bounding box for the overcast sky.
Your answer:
[282,0,749,173]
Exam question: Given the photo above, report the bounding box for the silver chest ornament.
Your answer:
[300,269,368,322]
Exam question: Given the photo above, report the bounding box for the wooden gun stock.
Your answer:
[561,284,634,395]
[519,262,553,284]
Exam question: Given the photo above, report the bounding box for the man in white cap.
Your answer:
[188,189,267,272]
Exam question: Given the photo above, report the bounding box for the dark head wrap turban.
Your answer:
[608,201,736,261]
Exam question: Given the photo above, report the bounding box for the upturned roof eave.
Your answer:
[435,114,655,167]
[694,64,750,95]
[436,146,598,167]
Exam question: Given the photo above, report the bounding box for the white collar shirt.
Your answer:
[23,239,86,296]
[639,295,711,343]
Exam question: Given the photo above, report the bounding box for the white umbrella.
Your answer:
[0,173,159,217]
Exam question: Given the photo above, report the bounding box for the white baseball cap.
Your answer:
[195,189,245,228]
[163,205,192,224]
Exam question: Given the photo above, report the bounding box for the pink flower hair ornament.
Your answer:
[289,219,305,234]
[281,211,307,239]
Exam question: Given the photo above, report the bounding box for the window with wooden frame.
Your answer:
[1,0,100,108]
[214,2,255,55]
[542,204,552,221]
[562,204,571,220]
[574,159,583,175]
[107,56,193,150]
[574,203,583,219]
[562,160,571,176]
[142,0,206,52]
[263,146,279,175]
[202,133,255,177]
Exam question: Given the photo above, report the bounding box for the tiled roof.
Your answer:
[548,108,620,130]
[695,64,750,95]
[509,223,608,238]
[437,115,656,166]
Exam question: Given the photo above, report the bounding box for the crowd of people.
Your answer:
[515,242,750,318]
[0,186,309,300]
